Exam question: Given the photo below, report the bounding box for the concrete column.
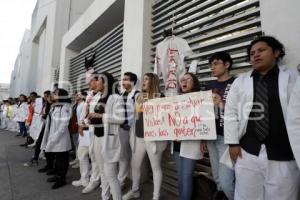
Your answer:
[58,46,79,90]
[260,0,300,68]
[121,0,153,84]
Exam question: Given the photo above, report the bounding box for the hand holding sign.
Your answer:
[143,91,216,141]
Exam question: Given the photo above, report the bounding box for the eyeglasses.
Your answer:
[180,77,192,83]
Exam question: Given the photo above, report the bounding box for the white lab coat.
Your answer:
[41,103,72,152]
[221,66,298,168]
[101,94,125,163]
[287,76,300,168]
[30,98,43,140]
[154,36,193,96]
[14,102,28,122]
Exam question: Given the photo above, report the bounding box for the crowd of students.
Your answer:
[0,35,300,200]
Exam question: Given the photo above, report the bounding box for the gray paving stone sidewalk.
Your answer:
[0,129,177,200]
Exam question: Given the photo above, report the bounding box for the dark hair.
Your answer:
[247,36,285,61]
[180,73,201,93]
[44,90,51,96]
[80,89,87,97]
[19,94,28,102]
[99,72,117,104]
[209,51,233,70]
[54,88,71,103]
[124,72,138,85]
[30,92,38,97]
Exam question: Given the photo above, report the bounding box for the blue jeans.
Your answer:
[18,122,27,137]
[207,136,235,200]
[174,152,196,200]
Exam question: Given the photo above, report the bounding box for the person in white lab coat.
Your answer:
[41,88,72,190]
[223,36,300,200]
[286,75,300,168]
[71,90,92,188]
[88,72,125,200]
[118,72,139,188]
[78,74,101,194]
[15,94,28,137]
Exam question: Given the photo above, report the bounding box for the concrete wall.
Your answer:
[260,0,300,69]
[69,0,95,28]
[121,0,153,87]
[0,84,10,100]
[28,0,94,95]
[9,29,33,97]
[59,0,123,84]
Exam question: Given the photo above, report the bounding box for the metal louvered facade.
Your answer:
[152,0,262,85]
[69,23,123,91]
[151,0,262,195]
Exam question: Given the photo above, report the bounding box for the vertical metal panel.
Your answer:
[69,23,123,91]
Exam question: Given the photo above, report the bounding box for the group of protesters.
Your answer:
[0,35,300,200]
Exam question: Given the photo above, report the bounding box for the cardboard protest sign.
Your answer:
[143,91,216,141]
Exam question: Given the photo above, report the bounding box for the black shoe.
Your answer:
[46,169,56,176]
[47,176,60,183]
[19,143,28,147]
[15,134,22,137]
[213,191,228,200]
[51,180,66,189]
[38,166,50,173]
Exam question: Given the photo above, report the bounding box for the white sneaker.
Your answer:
[122,190,140,200]
[82,181,89,187]
[27,141,36,148]
[82,182,99,194]
[69,159,78,166]
[71,163,79,169]
[72,180,82,187]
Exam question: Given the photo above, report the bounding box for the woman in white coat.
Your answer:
[173,72,202,200]
[123,73,167,200]
[15,94,28,137]
[41,88,72,190]
[88,72,125,200]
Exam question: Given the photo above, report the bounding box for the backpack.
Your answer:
[68,104,78,134]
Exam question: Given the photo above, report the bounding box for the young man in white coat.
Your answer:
[72,90,91,188]
[223,36,300,200]
[78,73,101,194]
[287,74,300,168]
[119,72,139,188]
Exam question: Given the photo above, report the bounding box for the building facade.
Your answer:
[10,0,95,96]
[9,0,300,194]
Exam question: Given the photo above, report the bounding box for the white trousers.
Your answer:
[88,131,100,183]
[94,136,122,200]
[118,129,130,185]
[130,137,165,200]
[77,146,90,183]
[235,146,300,200]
